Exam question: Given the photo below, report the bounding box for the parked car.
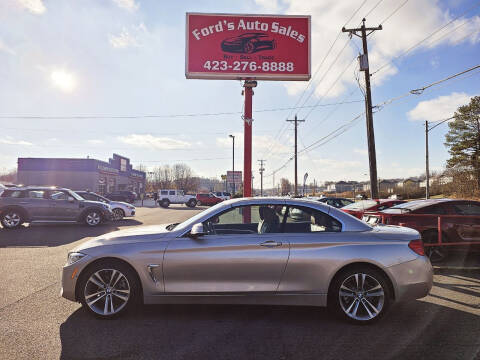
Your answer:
[0,184,5,197]
[105,191,136,204]
[341,199,406,219]
[75,191,135,220]
[61,197,432,324]
[221,33,276,54]
[196,193,223,206]
[0,186,113,229]
[157,189,197,208]
[362,199,480,262]
[318,197,354,208]
[212,191,231,201]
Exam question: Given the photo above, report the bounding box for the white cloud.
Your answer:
[408,92,472,122]
[0,38,16,56]
[118,134,191,150]
[216,132,292,159]
[109,23,148,49]
[278,0,480,99]
[111,0,138,12]
[353,148,367,156]
[50,69,77,93]
[0,136,33,146]
[87,139,104,145]
[16,0,45,14]
[254,0,280,12]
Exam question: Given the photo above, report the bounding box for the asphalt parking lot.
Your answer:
[0,205,479,360]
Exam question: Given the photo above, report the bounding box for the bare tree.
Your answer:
[280,178,291,195]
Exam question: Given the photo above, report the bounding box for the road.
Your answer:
[0,205,479,360]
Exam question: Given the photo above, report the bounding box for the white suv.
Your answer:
[211,191,231,200]
[157,189,197,208]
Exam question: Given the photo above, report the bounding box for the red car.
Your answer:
[196,193,223,206]
[363,199,480,262]
[341,199,406,219]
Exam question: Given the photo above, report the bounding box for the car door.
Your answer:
[163,203,290,293]
[46,190,79,220]
[277,205,344,293]
[20,190,52,220]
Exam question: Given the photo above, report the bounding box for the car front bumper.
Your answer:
[61,255,92,302]
[386,256,433,302]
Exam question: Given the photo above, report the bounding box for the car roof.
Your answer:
[6,186,70,191]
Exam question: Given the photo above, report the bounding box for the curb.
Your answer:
[433,266,480,273]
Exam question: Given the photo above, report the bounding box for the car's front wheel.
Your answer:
[78,260,140,319]
[186,199,197,208]
[159,199,170,208]
[1,210,24,229]
[84,210,102,226]
[329,266,391,324]
[196,200,202,206]
[112,208,125,221]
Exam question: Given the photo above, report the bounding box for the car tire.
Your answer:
[160,199,170,208]
[187,199,197,208]
[78,260,140,319]
[329,266,391,325]
[196,200,202,206]
[112,208,125,221]
[422,230,449,263]
[1,210,24,229]
[84,209,102,227]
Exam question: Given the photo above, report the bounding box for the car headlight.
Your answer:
[127,205,135,210]
[67,252,86,265]
[102,204,110,210]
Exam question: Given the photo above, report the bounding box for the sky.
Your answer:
[0,0,479,189]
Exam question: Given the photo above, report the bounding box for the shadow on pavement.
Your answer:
[0,219,143,247]
[59,299,480,360]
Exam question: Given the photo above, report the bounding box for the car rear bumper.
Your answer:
[386,256,433,302]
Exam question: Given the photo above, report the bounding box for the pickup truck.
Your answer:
[157,189,197,208]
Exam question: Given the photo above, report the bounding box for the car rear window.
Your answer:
[453,203,480,215]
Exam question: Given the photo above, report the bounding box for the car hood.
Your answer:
[110,201,134,208]
[81,200,111,208]
[370,224,420,241]
[73,224,173,252]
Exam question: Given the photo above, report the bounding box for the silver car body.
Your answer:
[76,191,135,218]
[61,198,432,307]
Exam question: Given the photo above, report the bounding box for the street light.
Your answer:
[229,134,235,194]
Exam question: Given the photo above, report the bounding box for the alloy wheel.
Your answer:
[338,273,385,321]
[3,212,21,228]
[86,211,101,226]
[84,269,130,316]
[113,208,124,221]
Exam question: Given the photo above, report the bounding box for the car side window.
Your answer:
[452,203,480,215]
[204,204,286,235]
[49,191,68,200]
[27,190,45,199]
[169,191,175,195]
[417,205,446,215]
[161,190,168,195]
[284,206,342,233]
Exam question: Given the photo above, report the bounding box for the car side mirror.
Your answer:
[68,196,75,203]
[190,223,206,237]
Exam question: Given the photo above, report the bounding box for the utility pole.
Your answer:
[343,18,382,199]
[286,114,305,196]
[258,159,266,196]
[425,120,430,199]
[229,134,235,194]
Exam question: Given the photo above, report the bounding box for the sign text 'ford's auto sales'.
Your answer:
[186,13,311,81]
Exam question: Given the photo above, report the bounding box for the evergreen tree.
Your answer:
[445,96,480,188]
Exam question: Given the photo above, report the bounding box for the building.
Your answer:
[17,154,146,195]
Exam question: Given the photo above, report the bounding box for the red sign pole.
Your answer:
[243,81,256,197]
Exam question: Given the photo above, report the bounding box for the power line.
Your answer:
[379,0,409,24]
[410,64,480,94]
[371,1,480,76]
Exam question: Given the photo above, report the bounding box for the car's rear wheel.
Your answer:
[329,266,391,324]
[196,200,202,206]
[112,208,125,221]
[187,199,197,208]
[423,230,449,263]
[1,210,24,229]
[84,210,102,226]
[160,199,170,208]
[78,260,140,319]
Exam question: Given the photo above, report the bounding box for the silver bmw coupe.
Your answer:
[61,197,433,324]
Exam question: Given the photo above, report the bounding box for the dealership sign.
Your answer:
[227,170,243,184]
[186,13,311,81]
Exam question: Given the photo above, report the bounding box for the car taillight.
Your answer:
[408,239,425,256]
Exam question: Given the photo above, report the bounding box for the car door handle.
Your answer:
[260,240,282,247]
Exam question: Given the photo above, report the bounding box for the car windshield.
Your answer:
[67,190,84,201]
[174,202,228,231]
[342,200,378,210]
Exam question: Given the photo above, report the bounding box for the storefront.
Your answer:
[17,154,146,195]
